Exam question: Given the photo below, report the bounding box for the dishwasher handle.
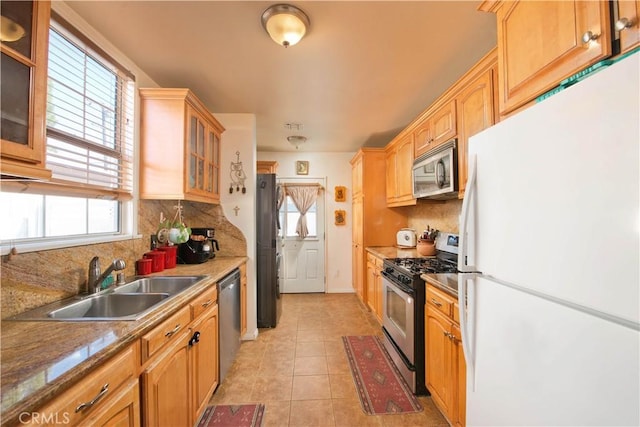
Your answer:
[218,270,240,292]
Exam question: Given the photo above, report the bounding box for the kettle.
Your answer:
[190,227,219,259]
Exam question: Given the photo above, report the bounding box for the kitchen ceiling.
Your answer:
[66,1,496,153]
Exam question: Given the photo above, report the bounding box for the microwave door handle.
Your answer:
[435,160,445,188]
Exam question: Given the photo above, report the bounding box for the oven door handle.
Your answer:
[381,271,415,295]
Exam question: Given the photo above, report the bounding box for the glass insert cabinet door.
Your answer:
[186,104,221,200]
[0,0,50,166]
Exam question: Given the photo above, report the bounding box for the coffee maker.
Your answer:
[178,227,219,264]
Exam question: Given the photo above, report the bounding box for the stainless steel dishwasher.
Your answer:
[217,269,241,382]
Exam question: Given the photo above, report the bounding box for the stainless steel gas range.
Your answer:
[381,233,459,395]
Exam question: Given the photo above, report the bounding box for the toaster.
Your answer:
[396,228,417,247]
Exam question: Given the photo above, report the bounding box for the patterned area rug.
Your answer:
[196,404,265,427]
[342,335,423,415]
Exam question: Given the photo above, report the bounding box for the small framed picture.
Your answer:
[334,210,346,226]
[296,160,309,175]
[334,186,346,202]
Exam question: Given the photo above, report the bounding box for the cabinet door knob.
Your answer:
[615,17,634,31]
[581,30,599,44]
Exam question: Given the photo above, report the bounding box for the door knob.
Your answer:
[581,30,599,44]
[615,17,634,31]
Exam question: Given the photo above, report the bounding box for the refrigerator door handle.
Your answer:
[458,273,476,391]
[459,154,477,272]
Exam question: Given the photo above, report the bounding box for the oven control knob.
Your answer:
[399,275,411,285]
[385,267,394,274]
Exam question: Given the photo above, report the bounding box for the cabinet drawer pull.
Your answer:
[75,383,109,413]
[165,324,181,338]
[201,299,212,308]
[431,298,442,307]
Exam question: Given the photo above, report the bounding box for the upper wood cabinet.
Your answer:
[456,65,497,198]
[385,133,416,207]
[256,160,278,174]
[139,88,225,204]
[383,48,497,202]
[351,149,407,304]
[616,0,640,53]
[0,0,52,180]
[479,0,612,115]
[414,100,457,159]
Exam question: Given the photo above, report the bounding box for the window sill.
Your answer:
[1,234,143,256]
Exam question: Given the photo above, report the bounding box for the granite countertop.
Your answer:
[422,273,459,298]
[366,246,424,259]
[0,256,247,427]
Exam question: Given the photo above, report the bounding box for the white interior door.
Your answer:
[279,178,325,293]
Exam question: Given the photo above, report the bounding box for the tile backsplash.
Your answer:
[1,200,246,319]
[407,199,462,236]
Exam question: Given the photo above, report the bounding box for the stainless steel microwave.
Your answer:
[412,139,458,200]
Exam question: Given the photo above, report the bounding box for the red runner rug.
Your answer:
[342,335,423,415]
[196,403,265,427]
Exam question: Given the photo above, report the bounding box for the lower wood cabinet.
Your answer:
[85,379,141,427]
[191,304,219,418]
[240,261,247,336]
[28,282,223,427]
[141,286,220,426]
[366,253,384,323]
[142,328,192,427]
[425,283,466,427]
[32,342,139,427]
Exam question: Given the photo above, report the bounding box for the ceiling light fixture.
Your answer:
[261,4,310,48]
[287,135,307,149]
[0,16,25,42]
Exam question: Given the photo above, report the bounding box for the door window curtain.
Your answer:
[285,185,319,238]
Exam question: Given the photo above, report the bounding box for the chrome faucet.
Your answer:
[88,256,126,294]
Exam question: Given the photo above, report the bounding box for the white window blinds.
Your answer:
[45,21,134,199]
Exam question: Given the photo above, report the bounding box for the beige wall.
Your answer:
[407,199,462,236]
[1,201,245,319]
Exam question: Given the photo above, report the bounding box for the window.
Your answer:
[279,195,317,238]
[0,14,135,250]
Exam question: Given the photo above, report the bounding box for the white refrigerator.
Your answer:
[458,52,640,426]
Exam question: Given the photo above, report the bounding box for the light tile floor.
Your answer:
[208,293,449,426]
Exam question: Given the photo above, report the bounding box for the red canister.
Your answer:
[144,250,165,272]
[157,245,177,269]
[136,258,152,275]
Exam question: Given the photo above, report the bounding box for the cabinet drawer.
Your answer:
[36,343,137,426]
[190,285,218,319]
[426,285,453,318]
[142,305,191,362]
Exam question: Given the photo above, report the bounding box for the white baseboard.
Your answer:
[241,328,259,341]
[327,288,356,294]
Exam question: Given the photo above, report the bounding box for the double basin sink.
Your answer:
[8,276,208,321]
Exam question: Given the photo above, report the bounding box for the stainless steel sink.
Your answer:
[6,275,209,321]
[114,276,206,295]
[47,293,170,320]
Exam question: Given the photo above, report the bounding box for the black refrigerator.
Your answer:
[256,173,281,328]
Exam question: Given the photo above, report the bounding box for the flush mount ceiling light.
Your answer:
[287,135,307,149]
[0,16,25,42]
[261,4,310,48]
